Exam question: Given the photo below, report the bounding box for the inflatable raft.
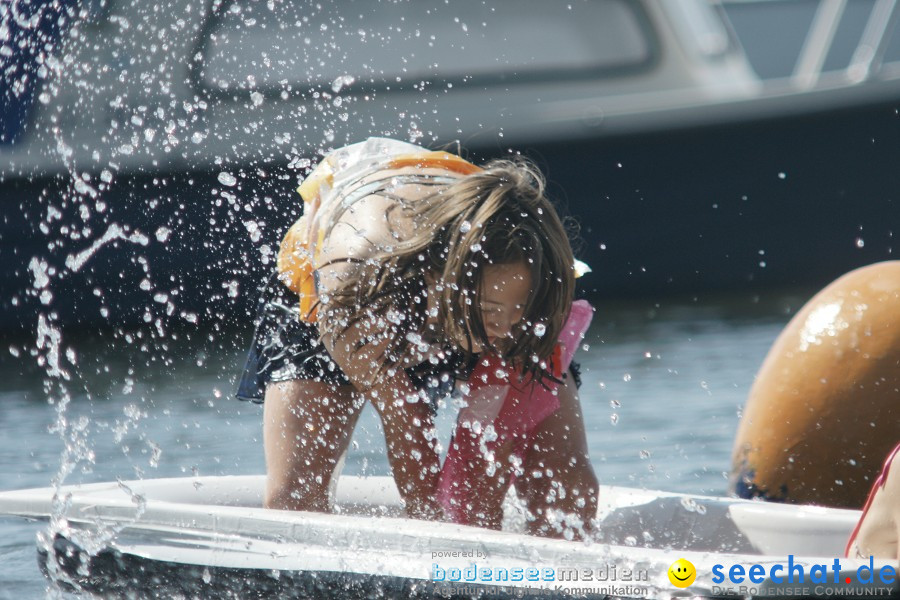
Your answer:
[0,475,894,599]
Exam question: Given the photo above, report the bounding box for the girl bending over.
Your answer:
[237,138,598,537]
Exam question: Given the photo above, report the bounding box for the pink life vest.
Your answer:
[437,299,594,525]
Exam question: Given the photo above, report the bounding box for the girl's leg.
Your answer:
[516,373,599,539]
[263,379,364,511]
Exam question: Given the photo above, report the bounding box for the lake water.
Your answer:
[0,286,815,598]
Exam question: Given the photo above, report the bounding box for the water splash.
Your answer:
[63,223,150,272]
[13,5,183,587]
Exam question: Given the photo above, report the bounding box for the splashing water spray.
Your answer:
[11,3,161,592]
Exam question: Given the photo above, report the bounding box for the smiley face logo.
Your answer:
[668,558,696,588]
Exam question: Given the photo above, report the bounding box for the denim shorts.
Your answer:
[235,275,582,405]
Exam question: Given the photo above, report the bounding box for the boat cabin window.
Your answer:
[197,0,656,95]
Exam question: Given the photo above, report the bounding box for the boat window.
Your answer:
[820,0,878,72]
[721,0,821,79]
[883,14,900,64]
[721,0,900,80]
[196,0,655,95]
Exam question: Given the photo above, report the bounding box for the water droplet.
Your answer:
[331,74,355,93]
[217,171,237,187]
[148,442,162,468]
[222,280,239,298]
[460,220,472,233]
[244,220,262,243]
[533,323,546,337]
[855,238,865,248]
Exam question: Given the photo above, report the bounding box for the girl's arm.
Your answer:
[366,368,444,520]
[314,194,444,519]
[318,305,443,520]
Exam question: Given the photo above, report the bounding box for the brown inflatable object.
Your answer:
[731,261,900,509]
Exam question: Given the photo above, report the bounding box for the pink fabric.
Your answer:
[436,300,594,524]
[844,441,900,557]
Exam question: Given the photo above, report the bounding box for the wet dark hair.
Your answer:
[321,158,576,383]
